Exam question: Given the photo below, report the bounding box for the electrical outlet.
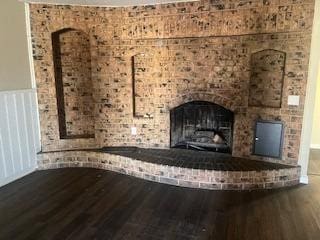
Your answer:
[288,95,300,106]
[131,127,137,135]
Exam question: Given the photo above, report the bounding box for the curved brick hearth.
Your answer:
[37,149,300,190]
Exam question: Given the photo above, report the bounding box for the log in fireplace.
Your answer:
[170,101,234,153]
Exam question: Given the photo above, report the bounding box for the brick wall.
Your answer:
[30,0,315,164]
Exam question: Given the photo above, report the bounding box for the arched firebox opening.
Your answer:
[170,101,234,153]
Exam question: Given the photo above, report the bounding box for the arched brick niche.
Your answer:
[249,49,286,108]
[52,28,95,139]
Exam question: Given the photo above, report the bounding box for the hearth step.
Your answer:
[37,148,301,191]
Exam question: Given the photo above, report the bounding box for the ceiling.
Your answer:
[21,0,199,7]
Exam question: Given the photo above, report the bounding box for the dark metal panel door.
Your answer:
[254,121,284,158]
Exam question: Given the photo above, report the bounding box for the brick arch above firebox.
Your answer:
[167,92,237,113]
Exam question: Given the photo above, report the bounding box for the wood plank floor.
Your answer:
[0,168,320,240]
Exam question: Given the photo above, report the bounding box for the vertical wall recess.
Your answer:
[52,28,95,139]
[132,53,157,118]
[249,49,286,108]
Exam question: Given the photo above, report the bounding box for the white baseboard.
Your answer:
[310,144,320,149]
[0,168,35,188]
[300,175,309,184]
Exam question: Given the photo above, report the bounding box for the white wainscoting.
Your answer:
[0,89,40,187]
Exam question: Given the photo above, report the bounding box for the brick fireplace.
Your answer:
[170,101,234,153]
[30,0,314,167]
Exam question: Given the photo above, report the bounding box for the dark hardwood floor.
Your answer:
[308,149,320,175]
[1,168,320,240]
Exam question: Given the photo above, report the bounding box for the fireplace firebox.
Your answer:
[170,101,234,153]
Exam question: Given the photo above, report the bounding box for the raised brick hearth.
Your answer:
[37,148,300,190]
